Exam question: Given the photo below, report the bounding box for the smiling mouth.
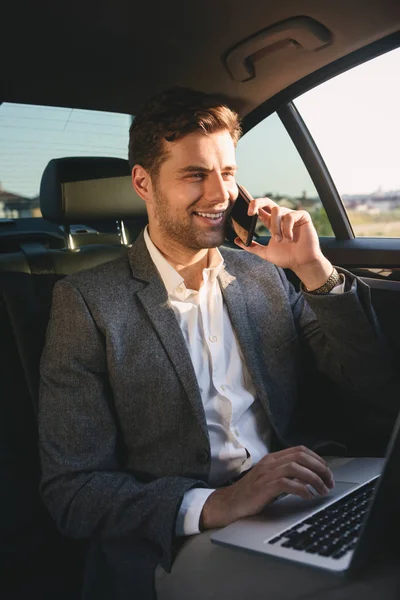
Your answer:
[193,210,226,220]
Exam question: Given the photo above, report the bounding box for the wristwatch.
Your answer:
[306,267,343,295]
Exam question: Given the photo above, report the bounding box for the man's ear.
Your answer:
[132,165,154,206]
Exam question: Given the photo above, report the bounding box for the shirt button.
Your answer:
[197,449,210,465]
[234,428,240,437]
[220,384,226,392]
[209,335,217,342]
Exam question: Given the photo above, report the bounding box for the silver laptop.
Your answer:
[211,412,400,574]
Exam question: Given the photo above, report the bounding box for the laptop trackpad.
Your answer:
[327,456,384,484]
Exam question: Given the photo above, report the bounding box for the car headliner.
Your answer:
[2,0,400,116]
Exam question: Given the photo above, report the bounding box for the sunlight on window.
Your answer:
[295,48,400,237]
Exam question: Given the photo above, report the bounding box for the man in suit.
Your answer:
[39,88,395,600]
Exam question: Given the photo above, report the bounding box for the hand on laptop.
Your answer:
[200,446,335,530]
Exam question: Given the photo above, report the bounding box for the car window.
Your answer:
[295,48,400,238]
[235,112,333,237]
[0,103,131,219]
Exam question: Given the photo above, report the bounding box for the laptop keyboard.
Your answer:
[268,478,377,559]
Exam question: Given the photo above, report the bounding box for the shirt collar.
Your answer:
[144,226,183,295]
[143,226,224,295]
[203,247,224,283]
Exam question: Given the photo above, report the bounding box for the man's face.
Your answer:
[149,129,238,251]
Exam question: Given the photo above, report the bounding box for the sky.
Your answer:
[0,106,132,197]
[0,48,399,199]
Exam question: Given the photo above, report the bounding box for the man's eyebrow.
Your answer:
[177,164,238,174]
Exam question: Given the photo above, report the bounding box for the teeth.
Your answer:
[196,212,224,219]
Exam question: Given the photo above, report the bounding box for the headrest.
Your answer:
[40,157,146,223]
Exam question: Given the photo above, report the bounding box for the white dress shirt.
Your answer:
[143,227,345,536]
[144,227,273,535]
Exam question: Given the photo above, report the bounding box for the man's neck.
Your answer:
[148,228,210,291]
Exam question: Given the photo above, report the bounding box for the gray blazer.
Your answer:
[38,232,393,599]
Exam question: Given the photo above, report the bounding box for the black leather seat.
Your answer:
[0,157,147,599]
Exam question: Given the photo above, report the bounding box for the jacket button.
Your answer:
[197,449,210,465]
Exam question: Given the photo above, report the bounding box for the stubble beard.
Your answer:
[153,188,227,250]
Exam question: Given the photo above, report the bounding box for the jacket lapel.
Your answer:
[127,233,208,438]
[218,253,272,417]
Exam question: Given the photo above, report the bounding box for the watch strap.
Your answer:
[305,267,342,295]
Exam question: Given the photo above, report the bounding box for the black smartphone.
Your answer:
[228,184,258,246]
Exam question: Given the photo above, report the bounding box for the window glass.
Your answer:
[0,103,131,218]
[235,112,333,236]
[295,48,400,237]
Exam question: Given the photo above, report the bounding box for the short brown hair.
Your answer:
[128,87,241,179]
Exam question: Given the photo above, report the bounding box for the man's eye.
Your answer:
[189,173,205,180]
[222,172,235,179]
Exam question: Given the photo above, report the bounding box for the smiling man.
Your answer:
[138,130,238,249]
[132,127,239,290]
[39,88,395,600]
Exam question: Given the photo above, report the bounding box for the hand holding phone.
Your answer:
[228,184,258,246]
[228,192,333,291]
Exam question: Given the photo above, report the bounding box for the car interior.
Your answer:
[1,1,400,598]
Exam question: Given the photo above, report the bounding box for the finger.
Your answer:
[281,212,296,242]
[234,238,268,258]
[270,445,328,467]
[270,477,314,502]
[270,206,283,242]
[290,209,313,240]
[276,463,330,496]
[261,446,333,487]
[273,450,334,489]
[248,197,278,216]
[257,207,272,228]
[281,444,327,466]
[234,237,245,248]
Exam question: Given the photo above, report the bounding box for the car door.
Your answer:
[234,38,400,453]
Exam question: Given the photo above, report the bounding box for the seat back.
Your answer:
[0,157,147,598]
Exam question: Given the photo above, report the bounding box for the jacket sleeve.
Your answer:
[38,280,207,570]
[276,266,398,415]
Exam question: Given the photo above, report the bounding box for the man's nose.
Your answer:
[204,174,231,204]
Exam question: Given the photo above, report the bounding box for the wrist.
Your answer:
[200,488,234,530]
[305,268,342,294]
[293,256,333,291]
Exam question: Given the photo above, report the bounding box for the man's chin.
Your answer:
[192,232,226,250]
[160,224,226,251]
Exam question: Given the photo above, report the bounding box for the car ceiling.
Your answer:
[2,0,400,116]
